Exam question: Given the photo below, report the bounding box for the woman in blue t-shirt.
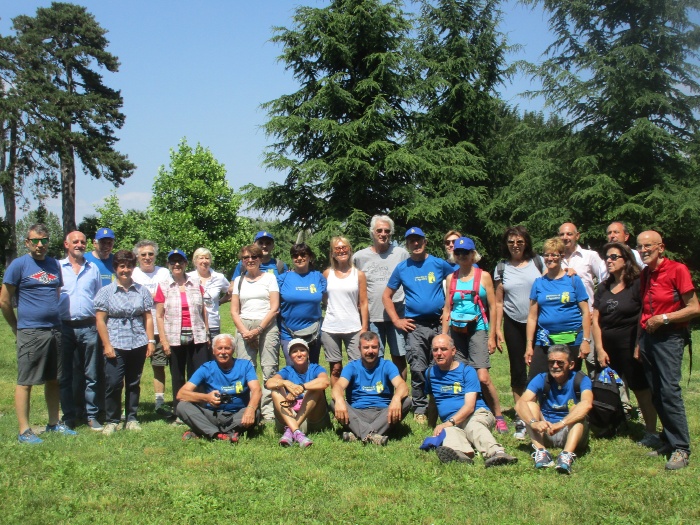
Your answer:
[525,237,591,379]
[277,243,327,365]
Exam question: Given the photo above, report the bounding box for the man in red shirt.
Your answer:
[637,231,700,470]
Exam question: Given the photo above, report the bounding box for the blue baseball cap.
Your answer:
[94,227,115,240]
[167,249,188,262]
[254,231,274,242]
[453,237,476,251]
[405,226,426,238]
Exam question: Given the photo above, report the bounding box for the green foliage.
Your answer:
[93,190,152,251]
[149,139,253,275]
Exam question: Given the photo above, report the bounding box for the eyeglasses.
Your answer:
[242,255,259,260]
[605,254,623,261]
[27,238,49,245]
[169,259,186,265]
[444,240,456,246]
[375,229,391,234]
[454,250,472,257]
[543,253,561,259]
[547,359,567,368]
[139,252,155,257]
[507,240,525,246]
[636,243,660,251]
[293,254,308,260]
[334,247,349,255]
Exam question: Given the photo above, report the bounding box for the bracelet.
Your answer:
[148,339,156,344]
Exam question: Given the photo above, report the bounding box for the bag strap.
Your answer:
[496,260,506,282]
[471,268,488,327]
[533,255,544,274]
[573,370,585,402]
[448,270,459,310]
[276,258,285,274]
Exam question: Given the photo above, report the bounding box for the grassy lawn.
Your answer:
[0,315,698,524]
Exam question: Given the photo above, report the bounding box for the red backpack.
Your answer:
[448,268,488,327]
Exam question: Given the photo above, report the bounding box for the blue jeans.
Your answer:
[60,324,100,422]
[370,321,406,358]
[639,329,691,453]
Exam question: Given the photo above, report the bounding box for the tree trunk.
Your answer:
[60,142,77,236]
[1,120,18,266]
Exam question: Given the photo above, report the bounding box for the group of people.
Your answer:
[1,216,697,473]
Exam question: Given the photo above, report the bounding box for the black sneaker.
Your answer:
[484,450,518,468]
[436,446,474,464]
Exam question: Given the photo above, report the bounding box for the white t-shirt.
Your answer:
[232,272,279,321]
[188,270,230,329]
[132,266,170,335]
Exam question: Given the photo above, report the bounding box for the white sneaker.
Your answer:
[102,422,120,436]
[125,421,142,431]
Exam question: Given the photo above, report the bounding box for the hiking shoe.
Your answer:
[556,451,576,475]
[294,430,313,448]
[531,446,554,469]
[414,414,428,425]
[102,422,120,436]
[125,421,142,431]
[182,431,198,440]
[484,450,518,468]
[637,432,663,449]
[45,423,78,436]
[18,429,43,445]
[665,449,689,471]
[342,431,358,442]
[230,432,240,444]
[495,417,509,434]
[87,419,104,432]
[214,433,233,442]
[279,426,294,447]
[513,419,527,440]
[436,446,474,464]
[647,442,673,458]
[365,433,388,446]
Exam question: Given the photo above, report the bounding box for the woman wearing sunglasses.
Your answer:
[278,243,327,365]
[525,237,591,378]
[321,236,369,386]
[442,237,509,433]
[592,242,657,445]
[230,244,280,420]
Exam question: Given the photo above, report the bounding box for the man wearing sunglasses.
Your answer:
[516,344,592,474]
[85,227,116,287]
[1,224,77,444]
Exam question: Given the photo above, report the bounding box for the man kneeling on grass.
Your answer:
[426,335,518,468]
[266,338,332,448]
[331,331,412,445]
[515,344,593,474]
[176,333,261,443]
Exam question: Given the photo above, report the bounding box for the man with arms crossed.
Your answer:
[1,224,76,443]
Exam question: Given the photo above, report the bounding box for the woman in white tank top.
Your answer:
[321,236,368,386]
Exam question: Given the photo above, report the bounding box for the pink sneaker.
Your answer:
[293,429,313,448]
[279,426,294,447]
[495,417,509,434]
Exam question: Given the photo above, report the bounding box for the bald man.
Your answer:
[636,231,700,470]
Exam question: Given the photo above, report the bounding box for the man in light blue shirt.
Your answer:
[59,231,103,430]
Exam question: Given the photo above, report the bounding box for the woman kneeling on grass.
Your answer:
[265,338,331,448]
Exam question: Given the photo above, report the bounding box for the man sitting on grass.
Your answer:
[426,335,518,468]
[516,344,593,474]
[331,331,412,445]
[176,333,261,442]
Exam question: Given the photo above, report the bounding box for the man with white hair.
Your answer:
[176,334,262,442]
[353,215,409,379]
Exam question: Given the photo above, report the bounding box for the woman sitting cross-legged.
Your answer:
[265,338,331,448]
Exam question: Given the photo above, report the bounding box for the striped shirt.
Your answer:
[94,281,154,350]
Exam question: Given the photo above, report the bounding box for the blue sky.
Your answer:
[0,0,554,222]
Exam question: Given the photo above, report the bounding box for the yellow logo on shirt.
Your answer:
[561,292,570,303]
[567,399,575,411]
[453,382,462,394]
[310,284,317,294]
[428,272,436,284]
[235,381,243,394]
[376,381,384,394]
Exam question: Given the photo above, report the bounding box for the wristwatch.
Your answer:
[583,337,592,343]
[662,314,670,325]
[529,418,537,425]
[447,417,456,426]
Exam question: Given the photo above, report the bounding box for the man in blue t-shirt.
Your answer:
[331,331,412,444]
[84,227,116,287]
[176,334,262,442]
[425,335,517,467]
[230,231,288,280]
[382,226,454,423]
[516,344,593,474]
[1,224,76,444]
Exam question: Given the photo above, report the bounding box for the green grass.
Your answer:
[0,316,699,524]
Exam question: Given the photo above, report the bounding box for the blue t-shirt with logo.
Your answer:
[187,359,258,412]
[84,252,115,287]
[387,255,454,319]
[425,362,488,421]
[529,274,588,337]
[341,358,400,409]
[231,258,288,280]
[279,363,327,400]
[526,371,592,423]
[277,270,327,340]
[3,254,63,329]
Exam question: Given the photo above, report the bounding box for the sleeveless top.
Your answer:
[322,267,362,333]
[449,277,488,331]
